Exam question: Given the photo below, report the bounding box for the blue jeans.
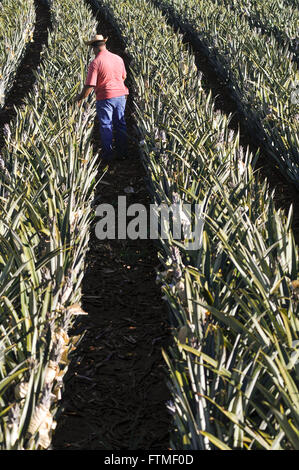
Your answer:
[96,96,128,161]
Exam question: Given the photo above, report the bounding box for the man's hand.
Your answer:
[74,85,95,105]
[74,93,83,105]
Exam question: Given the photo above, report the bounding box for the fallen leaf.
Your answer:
[66,304,88,315]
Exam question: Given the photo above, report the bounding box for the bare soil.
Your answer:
[52,4,172,450]
[51,156,173,449]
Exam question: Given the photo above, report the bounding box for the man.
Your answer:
[75,34,129,162]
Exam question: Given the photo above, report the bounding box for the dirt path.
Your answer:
[151,0,299,246]
[0,0,51,148]
[52,3,172,450]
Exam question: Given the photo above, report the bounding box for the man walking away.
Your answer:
[75,34,129,162]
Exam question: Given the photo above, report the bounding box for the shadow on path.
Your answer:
[52,2,172,450]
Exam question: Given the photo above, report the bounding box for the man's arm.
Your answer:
[74,85,95,104]
[75,60,97,104]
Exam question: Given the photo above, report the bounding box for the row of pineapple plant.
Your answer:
[94,0,299,449]
[213,0,298,60]
[0,0,35,108]
[0,0,100,449]
[151,0,299,188]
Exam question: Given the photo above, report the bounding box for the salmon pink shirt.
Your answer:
[85,49,129,101]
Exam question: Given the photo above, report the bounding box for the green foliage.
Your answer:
[0,0,35,107]
[154,0,299,186]
[0,0,99,450]
[97,0,299,449]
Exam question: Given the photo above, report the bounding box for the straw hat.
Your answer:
[84,34,108,46]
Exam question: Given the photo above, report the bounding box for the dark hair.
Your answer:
[92,40,106,47]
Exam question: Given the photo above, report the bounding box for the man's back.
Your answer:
[85,49,129,101]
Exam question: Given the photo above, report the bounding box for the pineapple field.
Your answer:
[0,0,298,451]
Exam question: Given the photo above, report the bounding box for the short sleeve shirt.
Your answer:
[85,49,129,101]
